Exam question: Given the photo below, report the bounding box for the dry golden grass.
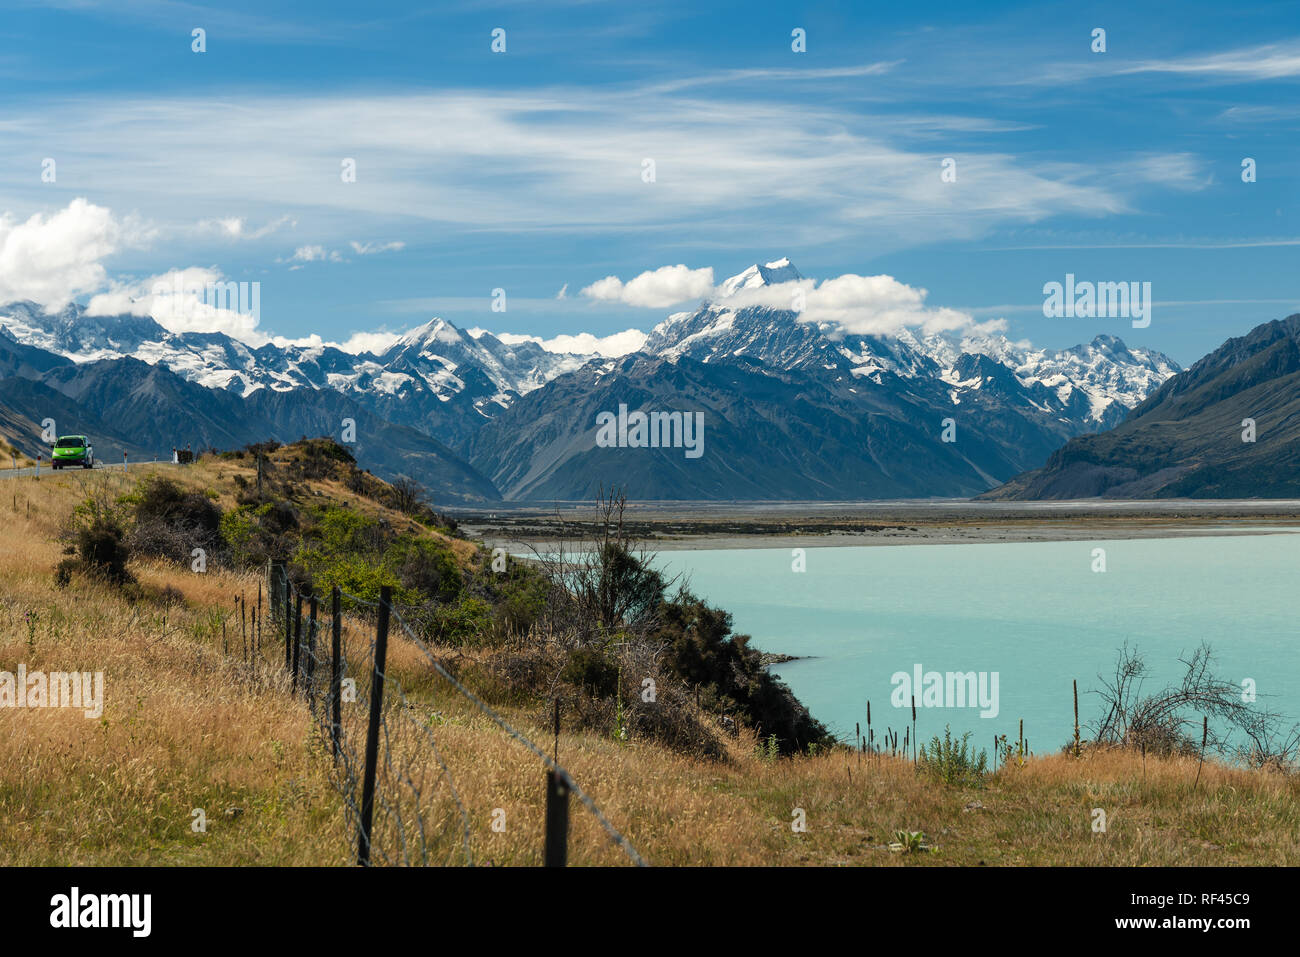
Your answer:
[0,468,340,864]
[2,464,1296,866]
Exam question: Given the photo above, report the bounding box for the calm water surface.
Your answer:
[654,533,1300,754]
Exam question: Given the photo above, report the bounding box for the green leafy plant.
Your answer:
[890,829,927,854]
[218,506,259,567]
[919,725,989,787]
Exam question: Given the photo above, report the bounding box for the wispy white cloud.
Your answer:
[0,87,1149,251]
[196,214,295,240]
[1115,41,1300,81]
[349,240,405,255]
[282,244,342,264]
[641,61,901,95]
[989,238,1300,250]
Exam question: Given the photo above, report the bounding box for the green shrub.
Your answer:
[389,536,462,603]
[919,725,989,787]
[426,596,494,646]
[293,546,402,606]
[219,506,260,567]
[496,573,548,633]
[561,645,620,697]
[72,501,133,585]
[129,475,223,557]
[655,591,832,755]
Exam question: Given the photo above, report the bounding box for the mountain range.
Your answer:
[0,259,1190,502]
[983,313,1300,499]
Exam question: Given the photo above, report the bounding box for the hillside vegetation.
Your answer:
[1,440,1297,866]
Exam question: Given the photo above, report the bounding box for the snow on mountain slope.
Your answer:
[0,301,592,403]
[0,258,1180,450]
[717,257,804,297]
[645,261,1181,425]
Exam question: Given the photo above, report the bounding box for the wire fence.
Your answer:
[262,560,647,867]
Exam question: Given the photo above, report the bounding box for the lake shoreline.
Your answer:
[468,516,1300,552]
[453,499,1300,551]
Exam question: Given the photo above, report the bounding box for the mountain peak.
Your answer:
[397,316,465,350]
[718,258,803,298]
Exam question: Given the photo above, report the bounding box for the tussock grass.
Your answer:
[2,465,1296,865]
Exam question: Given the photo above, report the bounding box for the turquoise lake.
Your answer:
[653,533,1300,756]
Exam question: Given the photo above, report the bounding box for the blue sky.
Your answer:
[0,0,1297,364]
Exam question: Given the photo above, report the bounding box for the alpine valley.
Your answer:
[0,260,1185,503]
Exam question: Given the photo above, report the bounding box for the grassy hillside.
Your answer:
[2,444,1297,866]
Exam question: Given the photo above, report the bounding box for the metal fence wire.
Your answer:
[265,561,647,867]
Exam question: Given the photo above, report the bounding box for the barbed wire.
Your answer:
[382,599,648,867]
[250,567,646,866]
[297,583,470,866]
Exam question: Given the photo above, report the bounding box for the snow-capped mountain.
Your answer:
[0,300,599,449]
[376,318,591,405]
[985,313,1300,500]
[0,258,1183,499]
[645,262,1180,429]
[716,256,804,296]
[0,260,1179,432]
[0,301,589,401]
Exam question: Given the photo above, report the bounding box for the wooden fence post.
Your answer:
[305,595,319,708]
[544,770,570,867]
[269,560,282,621]
[358,585,392,866]
[331,586,342,764]
[283,574,292,671]
[291,594,304,693]
[256,581,262,657]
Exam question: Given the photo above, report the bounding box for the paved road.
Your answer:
[1,461,179,480]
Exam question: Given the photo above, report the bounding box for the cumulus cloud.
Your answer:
[86,266,269,344]
[576,261,1003,339]
[581,264,714,309]
[720,272,1006,338]
[335,330,401,355]
[493,329,648,357]
[0,199,124,311]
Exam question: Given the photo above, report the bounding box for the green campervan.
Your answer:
[52,435,94,470]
